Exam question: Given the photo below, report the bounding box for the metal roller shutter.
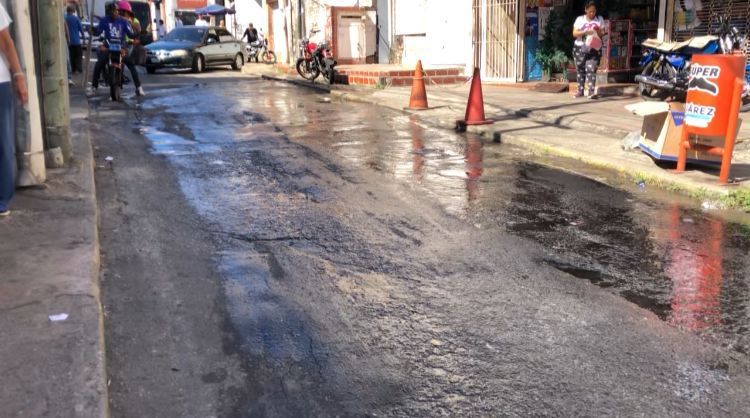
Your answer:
[672,0,750,55]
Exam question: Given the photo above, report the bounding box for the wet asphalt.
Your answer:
[94,72,750,416]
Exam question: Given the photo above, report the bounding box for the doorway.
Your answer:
[473,0,522,81]
[333,8,377,65]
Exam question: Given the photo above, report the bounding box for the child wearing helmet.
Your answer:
[116,1,147,66]
[116,1,141,42]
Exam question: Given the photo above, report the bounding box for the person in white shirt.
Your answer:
[157,19,167,38]
[195,15,208,27]
[572,1,604,99]
[0,3,28,216]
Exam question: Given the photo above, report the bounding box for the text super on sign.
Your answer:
[685,55,746,136]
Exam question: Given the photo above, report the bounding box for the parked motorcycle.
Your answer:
[713,16,750,112]
[635,36,719,102]
[245,33,277,64]
[295,32,337,85]
[636,16,750,111]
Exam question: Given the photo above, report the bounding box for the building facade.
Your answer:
[149,0,750,83]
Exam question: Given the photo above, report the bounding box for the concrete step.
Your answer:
[336,66,466,88]
[568,82,639,97]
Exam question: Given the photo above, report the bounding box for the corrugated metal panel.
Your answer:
[672,0,750,51]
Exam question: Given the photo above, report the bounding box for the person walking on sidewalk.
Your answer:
[0,3,29,217]
[572,1,604,99]
[65,5,84,74]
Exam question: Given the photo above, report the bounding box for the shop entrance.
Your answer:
[473,0,522,82]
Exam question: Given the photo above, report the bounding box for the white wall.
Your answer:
[234,0,265,37]
[377,0,390,63]
[423,0,472,67]
[303,0,361,44]
[166,0,176,31]
[272,3,288,63]
[385,0,472,72]
[303,0,329,44]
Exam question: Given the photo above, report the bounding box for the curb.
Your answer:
[260,74,332,92]
[71,91,110,418]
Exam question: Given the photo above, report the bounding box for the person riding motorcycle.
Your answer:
[87,2,145,96]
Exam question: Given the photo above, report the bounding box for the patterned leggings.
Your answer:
[573,45,601,95]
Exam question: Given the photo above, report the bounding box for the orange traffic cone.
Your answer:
[406,60,429,110]
[457,67,493,127]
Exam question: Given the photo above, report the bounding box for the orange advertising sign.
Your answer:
[685,54,746,137]
[176,0,207,9]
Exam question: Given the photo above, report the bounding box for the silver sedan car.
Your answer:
[145,26,245,73]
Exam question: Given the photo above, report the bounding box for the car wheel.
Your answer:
[146,66,157,74]
[231,53,244,71]
[192,54,204,73]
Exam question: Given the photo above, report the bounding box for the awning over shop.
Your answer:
[194,4,235,15]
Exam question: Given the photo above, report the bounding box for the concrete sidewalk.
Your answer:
[243,63,750,207]
[0,93,107,417]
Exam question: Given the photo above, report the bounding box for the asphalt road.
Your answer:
[92,69,750,417]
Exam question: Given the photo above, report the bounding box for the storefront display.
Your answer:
[629,0,659,69]
[600,19,633,72]
[515,0,750,85]
[524,0,660,82]
[525,7,543,80]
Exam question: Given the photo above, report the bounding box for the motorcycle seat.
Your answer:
[642,35,717,52]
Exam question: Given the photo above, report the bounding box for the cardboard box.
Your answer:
[625,101,740,166]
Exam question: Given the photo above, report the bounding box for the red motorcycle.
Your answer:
[295,32,337,84]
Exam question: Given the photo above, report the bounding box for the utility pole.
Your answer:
[37,0,72,163]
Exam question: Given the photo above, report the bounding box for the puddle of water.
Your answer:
[140,82,750,353]
[219,249,318,362]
